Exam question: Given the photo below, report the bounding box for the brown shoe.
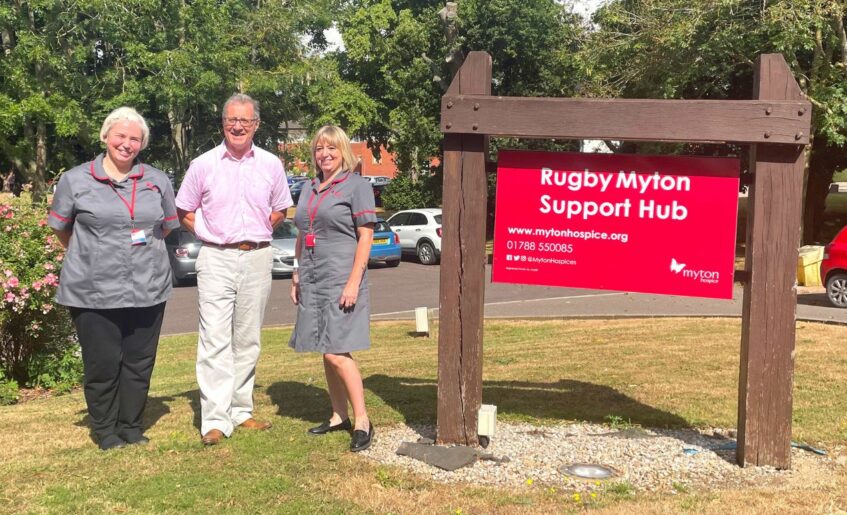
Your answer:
[238,418,272,430]
[201,429,225,446]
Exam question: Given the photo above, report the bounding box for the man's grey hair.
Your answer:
[222,94,260,120]
[100,107,150,149]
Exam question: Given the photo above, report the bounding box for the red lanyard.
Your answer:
[92,160,142,221]
[306,172,349,232]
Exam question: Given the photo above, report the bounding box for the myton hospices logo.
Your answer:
[670,258,720,284]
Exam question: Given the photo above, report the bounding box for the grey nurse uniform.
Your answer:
[289,171,377,353]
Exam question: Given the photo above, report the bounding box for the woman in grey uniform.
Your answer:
[289,125,376,452]
[48,107,180,450]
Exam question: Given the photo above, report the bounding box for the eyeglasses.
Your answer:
[223,117,258,127]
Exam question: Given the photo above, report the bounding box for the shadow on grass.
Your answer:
[363,374,691,429]
[73,393,180,443]
[172,390,201,431]
[267,381,331,424]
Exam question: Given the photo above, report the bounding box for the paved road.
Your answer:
[161,262,847,335]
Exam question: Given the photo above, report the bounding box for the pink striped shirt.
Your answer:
[175,143,292,244]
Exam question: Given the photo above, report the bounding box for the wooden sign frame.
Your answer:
[436,51,811,469]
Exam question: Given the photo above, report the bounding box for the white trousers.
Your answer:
[195,245,273,436]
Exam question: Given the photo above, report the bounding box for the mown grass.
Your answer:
[1,318,846,514]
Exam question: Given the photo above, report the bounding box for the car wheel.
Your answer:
[387,259,400,268]
[417,241,437,265]
[826,273,847,308]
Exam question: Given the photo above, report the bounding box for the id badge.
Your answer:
[130,228,147,246]
[305,232,316,248]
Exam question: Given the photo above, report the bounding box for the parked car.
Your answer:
[386,208,442,265]
[271,220,298,276]
[369,219,401,267]
[290,179,309,204]
[822,227,847,307]
[165,227,201,286]
[365,175,392,186]
[287,175,309,186]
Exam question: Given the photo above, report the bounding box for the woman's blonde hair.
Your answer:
[99,107,150,149]
[310,125,358,176]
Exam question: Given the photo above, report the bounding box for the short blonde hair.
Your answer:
[310,125,358,176]
[99,107,150,149]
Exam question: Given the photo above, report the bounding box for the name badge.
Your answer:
[305,232,316,248]
[131,228,147,246]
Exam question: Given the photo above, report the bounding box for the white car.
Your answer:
[386,208,442,265]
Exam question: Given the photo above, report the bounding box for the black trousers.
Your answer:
[70,303,166,443]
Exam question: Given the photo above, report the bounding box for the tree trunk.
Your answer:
[32,120,48,201]
[168,108,188,178]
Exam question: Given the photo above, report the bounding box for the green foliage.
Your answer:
[0,194,76,386]
[585,0,847,242]
[336,0,586,205]
[0,0,334,189]
[26,343,82,393]
[0,373,19,406]
[380,172,439,210]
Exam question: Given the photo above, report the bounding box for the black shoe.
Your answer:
[308,418,352,435]
[98,434,127,451]
[350,424,374,452]
[118,430,150,445]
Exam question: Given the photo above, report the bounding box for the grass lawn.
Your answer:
[1,319,846,514]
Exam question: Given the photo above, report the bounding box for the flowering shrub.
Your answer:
[0,194,78,403]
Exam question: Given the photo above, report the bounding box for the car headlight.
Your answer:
[273,248,292,258]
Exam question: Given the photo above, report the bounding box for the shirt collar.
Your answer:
[313,169,351,189]
[219,141,256,161]
[90,153,144,182]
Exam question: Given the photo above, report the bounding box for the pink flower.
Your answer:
[3,270,11,278]
[43,273,58,286]
[38,219,47,227]
[7,277,18,288]
[3,211,12,219]
[32,280,43,291]
[4,292,14,303]
[44,263,54,271]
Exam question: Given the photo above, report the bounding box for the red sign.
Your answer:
[492,150,740,299]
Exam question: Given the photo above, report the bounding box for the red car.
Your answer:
[821,227,847,307]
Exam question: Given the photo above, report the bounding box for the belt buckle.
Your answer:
[238,242,255,251]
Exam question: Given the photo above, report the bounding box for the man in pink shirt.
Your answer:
[176,94,292,446]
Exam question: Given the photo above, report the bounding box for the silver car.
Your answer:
[165,228,201,286]
[272,220,298,276]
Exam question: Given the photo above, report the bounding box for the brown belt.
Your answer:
[202,241,270,251]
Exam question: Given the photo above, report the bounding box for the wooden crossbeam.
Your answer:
[441,95,810,145]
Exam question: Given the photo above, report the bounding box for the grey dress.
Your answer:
[289,171,378,353]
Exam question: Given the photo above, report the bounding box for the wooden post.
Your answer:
[737,54,806,468]
[436,51,492,445]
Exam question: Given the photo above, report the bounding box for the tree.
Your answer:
[584,0,847,243]
[332,0,585,208]
[1,0,331,191]
[0,0,101,200]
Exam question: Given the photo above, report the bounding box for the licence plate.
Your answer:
[374,238,389,245]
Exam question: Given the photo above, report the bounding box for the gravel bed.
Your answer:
[359,422,837,493]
